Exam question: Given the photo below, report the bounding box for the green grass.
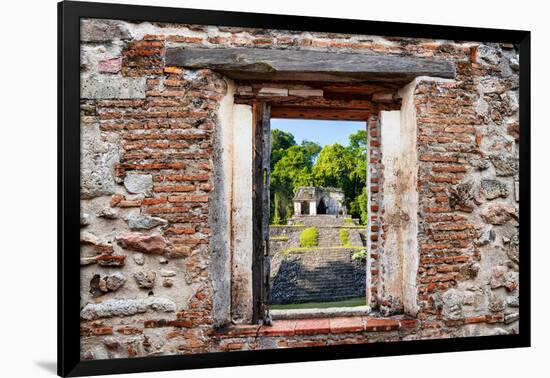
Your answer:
[343,217,355,224]
[270,296,366,310]
[299,227,319,247]
[339,228,350,246]
[352,249,368,260]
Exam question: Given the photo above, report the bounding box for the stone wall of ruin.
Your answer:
[79,18,520,359]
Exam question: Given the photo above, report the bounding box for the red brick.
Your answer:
[398,319,419,328]
[168,320,194,328]
[118,200,142,208]
[259,320,296,336]
[419,154,458,163]
[432,165,467,173]
[329,316,365,333]
[287,340,327,348]
[168,195,209,203]
[154,185,195,193]
[110,194,124,207]
[164,66,183,75]
[365,318,399,331]
[222,342,245,351]
[92,327,113,335]
[166,227,196,235]
[465,316,486,324]
[116,326,142,335]
[294,318,330,335]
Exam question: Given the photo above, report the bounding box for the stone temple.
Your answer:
[293,186,346,216]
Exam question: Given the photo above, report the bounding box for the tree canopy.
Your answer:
[269,127,367,224]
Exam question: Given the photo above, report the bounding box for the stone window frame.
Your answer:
[221,81,420,324]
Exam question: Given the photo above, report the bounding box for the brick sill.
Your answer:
[270,305,371,320]
[214,315,417,338]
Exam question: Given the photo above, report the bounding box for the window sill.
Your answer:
[214,315,419,338]
[270,305,371,320]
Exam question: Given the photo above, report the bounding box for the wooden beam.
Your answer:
[235,95,401,112]
[271,106,372,121]
[166,47,455,83]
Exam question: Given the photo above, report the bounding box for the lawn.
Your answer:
[269,296,366,310]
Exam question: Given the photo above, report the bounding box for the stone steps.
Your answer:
[270,248,366,305]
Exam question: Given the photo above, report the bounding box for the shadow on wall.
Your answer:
[270,257,366,305]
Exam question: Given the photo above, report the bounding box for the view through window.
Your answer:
[268,118,368,311]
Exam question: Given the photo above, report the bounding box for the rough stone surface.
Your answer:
[481,205,518,225]
[80,213,91,227]
[507,232,520,263]
[80,256,97,266]
[489,154,519,176]
[124,214,168,230]
[105,272,127,291]
[132,253,145,265]
[123,173,153,196]
[81,76,146,99]
[81,231,100,245]
[133,270,156,289]
[98,208,118,219]
[476,228,496,246]
[488,292,506,312]
[99,57,122,73]
[480,179,509,200]
[81,19,131,42]
[96,255,126,267]
[160,269,176,277]
[116,233,167,254]
[80,297,176,320]
[90,273,127,297]
[81,123,119,199]
[440,289,463,321]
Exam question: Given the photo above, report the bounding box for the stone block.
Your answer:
[80,297,176,320]
[99,57,122,73]
[124,213,168,230]
[124,173,153,196]
[81,19,131,42]
[480,179,509,200]
[81,76,146,99]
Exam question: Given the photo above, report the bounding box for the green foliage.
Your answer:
[270,129,296,167]
[343,217,355,224]
[269,127,367,225]
[271,191,283,225]
[339,228,350,246]
[349,187,368,225]
[299,227,319,247]
[352,249,368,261]
[348,129,367,152]
[270,134,322,224]
[313,143,355,189]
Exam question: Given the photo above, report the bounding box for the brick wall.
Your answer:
[79,18,519,359]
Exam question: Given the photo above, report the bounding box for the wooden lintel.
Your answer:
[166,47,456,83]
[270,106,374,121]
[235,95,401,112]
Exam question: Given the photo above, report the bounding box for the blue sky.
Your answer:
[271,119,366,147]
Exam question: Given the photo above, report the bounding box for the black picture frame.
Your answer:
[58,1,531,376]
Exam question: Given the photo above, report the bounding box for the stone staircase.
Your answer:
[270,248,366,304]
[269,214,367,305]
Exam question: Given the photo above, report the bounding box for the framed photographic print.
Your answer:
[58,0,530,376]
